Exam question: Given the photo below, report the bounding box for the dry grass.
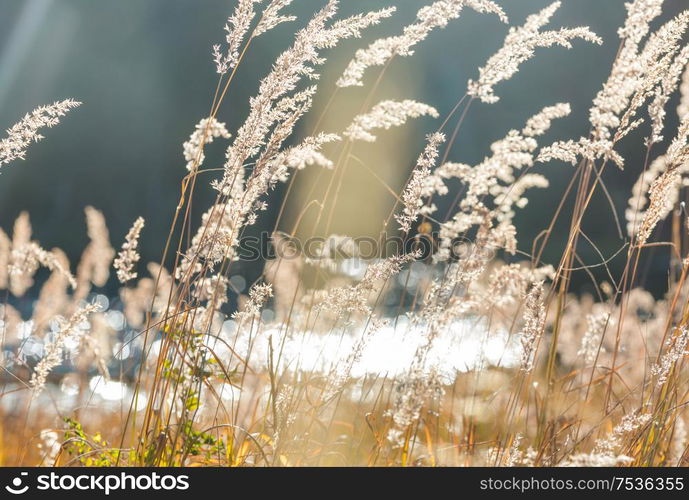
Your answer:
[1,0,689,467]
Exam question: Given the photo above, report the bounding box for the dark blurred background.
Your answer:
[0,0,685,296]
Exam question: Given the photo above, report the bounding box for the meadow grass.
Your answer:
[1,0,689,467]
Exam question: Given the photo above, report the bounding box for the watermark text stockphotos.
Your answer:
[5,472,189,496]
[233,231,493,262]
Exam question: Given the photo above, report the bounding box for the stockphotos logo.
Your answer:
[4,471,190,496]
[5,472,29,495]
